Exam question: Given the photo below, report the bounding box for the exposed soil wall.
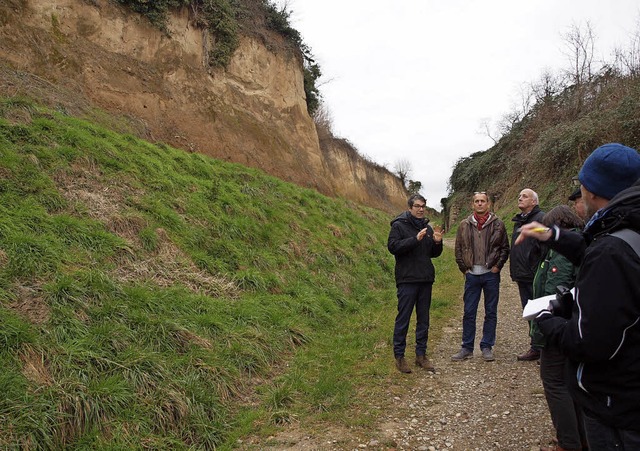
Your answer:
[0,0,407,213]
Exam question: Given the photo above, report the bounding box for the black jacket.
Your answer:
[510,205,545,282]
[387,211,443,285]
[537,180,640,431]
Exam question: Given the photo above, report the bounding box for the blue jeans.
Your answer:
[393,282,433,357]
[583,412,640,450]
[461,272,500,351]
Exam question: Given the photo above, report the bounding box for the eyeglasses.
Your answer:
[571,176,580,187]
[474,191,487,194]
[412,204,426,210]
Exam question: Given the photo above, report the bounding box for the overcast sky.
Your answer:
[277,0,640,210]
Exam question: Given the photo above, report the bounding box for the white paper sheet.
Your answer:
[522,294,554,320]
[522,288,575,320]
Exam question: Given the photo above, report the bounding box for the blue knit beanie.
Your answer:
[578,143,640,200]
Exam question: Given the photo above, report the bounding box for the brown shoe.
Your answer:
[415,354,435,372]
[540,445,582,451]
[395,356,412,373]
[517,348,541,361]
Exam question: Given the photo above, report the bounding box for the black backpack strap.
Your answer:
[610,229,640,258]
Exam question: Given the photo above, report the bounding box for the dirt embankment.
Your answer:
[0,0,407,214]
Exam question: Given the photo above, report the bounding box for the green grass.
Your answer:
[0,97,462,449]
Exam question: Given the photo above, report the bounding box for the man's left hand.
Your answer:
[433,225,444,243]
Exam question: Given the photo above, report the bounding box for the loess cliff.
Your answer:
[0,0,407,213]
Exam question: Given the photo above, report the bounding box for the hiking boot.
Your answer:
[481,347,495,361]
[395,356,412,373]
[451,348,473,361]
[517,348,541,361]
[415,354,435,372]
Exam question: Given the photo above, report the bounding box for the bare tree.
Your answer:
[497,109,523,136]
[394,159,412,186]
[477,117,498,145]
[614,15,640,77]
[517,82,535,118]
[530,68,565,103]
[562,21,596,85]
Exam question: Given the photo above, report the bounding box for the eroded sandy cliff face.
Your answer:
[0,0,407,212]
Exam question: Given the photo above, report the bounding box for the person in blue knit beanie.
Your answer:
[516,142,640,450]
[578,143,640,202]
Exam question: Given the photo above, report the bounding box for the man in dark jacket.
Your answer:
[517,143,640,449]
[510,188,545,361]
[452,192,510,362]
[387,194,443,373]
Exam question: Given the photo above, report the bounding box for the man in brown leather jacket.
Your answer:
[452,192,510,362]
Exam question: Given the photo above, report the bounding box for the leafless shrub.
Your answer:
[313,104,334,142]
[613,16,640,77]
[531,69,565,104]
[477,117,498,145]
[562,21,597,85]
[394,158,412,186]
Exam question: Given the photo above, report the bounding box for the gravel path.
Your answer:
[241,241,555,450]
[371,265,554,451]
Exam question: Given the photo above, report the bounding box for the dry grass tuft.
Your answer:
[106,214,148,241]
[9,285,50,325]
[327,224,343,238]
[172,328,213,351]
[54,162,126,221]
[19,344,53,387]
[113,230,239,298]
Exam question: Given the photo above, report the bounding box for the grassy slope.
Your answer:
[0,97,460,449]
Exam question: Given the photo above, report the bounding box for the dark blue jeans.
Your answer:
[461,272,500,351]
[393,282,433,357]
[583,412,640,450]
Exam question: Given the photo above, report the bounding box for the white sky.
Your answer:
[277,0,640,210]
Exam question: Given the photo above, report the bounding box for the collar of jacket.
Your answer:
[584,181,640,237]
[512,205,541,223]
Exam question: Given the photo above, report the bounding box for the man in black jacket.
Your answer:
[387,194,443,373]
[517,143,640,449]
[510,188,545,361]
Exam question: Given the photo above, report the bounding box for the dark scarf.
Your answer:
[474,212,490,231]
[410,215,427,230]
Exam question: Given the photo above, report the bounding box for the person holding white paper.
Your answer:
[530,206,585,451]
[516,143,640,450]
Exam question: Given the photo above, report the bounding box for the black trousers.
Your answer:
[540,345,586,449]
[393,282,432,358]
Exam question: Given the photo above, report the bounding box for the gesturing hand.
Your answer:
[515,221,552,245]
[432,225,444,243]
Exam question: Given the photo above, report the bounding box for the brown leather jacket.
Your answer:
[455,213,510,273]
